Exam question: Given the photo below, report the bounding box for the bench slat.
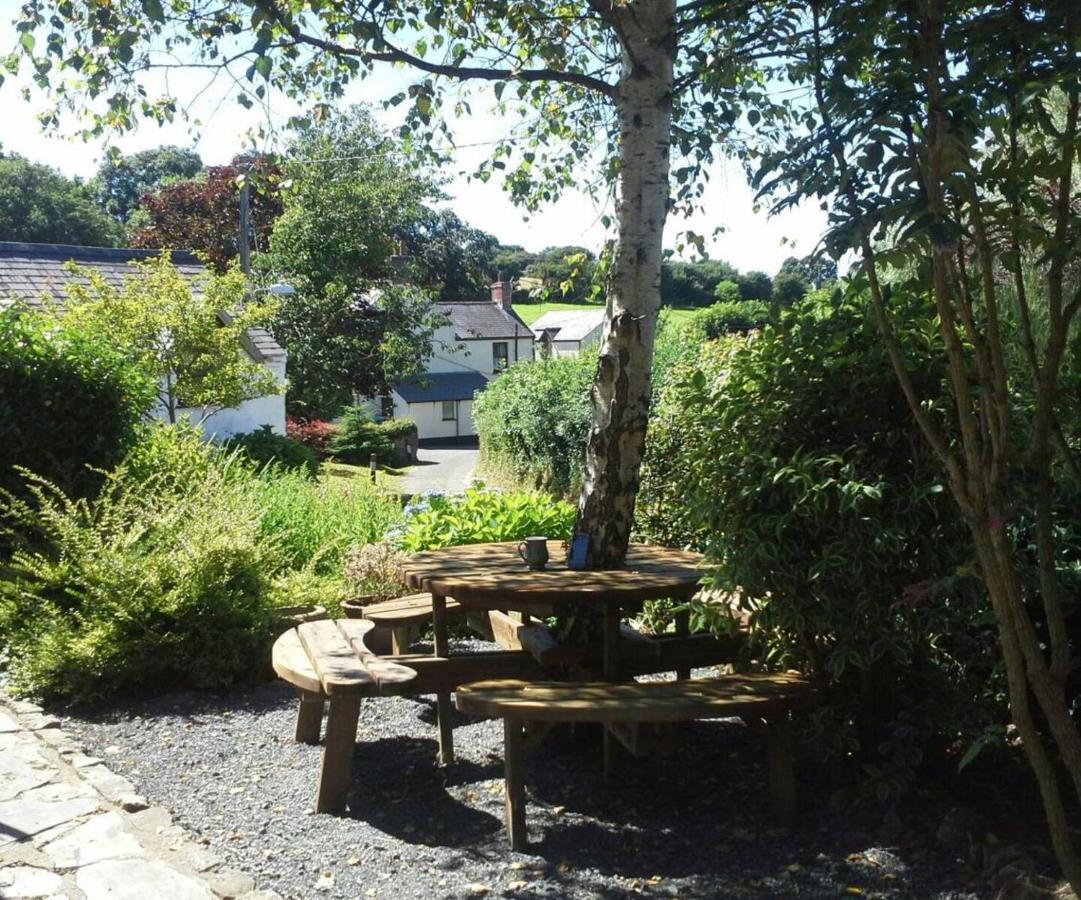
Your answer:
[455,674,814,723]
[272,629,323,696]
[297,620,375,696]
[361,593,462,627]
[336,619,418,695]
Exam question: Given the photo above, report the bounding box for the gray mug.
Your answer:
[517,536,549,570]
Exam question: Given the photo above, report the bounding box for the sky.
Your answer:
[0,4,827,276]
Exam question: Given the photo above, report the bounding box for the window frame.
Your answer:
[492,341,509,372]
[441,399,457,421]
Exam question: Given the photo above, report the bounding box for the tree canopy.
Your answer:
[95,145,203,223]
[0,154,121,247]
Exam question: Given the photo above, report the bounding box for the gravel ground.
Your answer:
[58,648,997,900]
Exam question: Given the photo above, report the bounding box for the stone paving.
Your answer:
[0,696,278,900]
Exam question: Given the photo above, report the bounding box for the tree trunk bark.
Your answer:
[574,0,676,569]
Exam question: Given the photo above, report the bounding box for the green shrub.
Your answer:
[379,417,418,441]
[637,290,998,765]
[224,425,318,477]
[327,406,394,465]
[0,454,276,702]
[394,486,575,552]
[0,309,154,501]
[250,467,402,573]
[687,300,771,341]
[473,355,594,494]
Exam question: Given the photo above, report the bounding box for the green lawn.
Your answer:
[515,301,697,326]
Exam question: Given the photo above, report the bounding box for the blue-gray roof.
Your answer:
[393,371,490,403]
[0,241,286,361]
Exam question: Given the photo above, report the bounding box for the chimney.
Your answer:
[490,277,513,309]
[388,240,410,285]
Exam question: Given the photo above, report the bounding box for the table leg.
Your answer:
[503,716,527,851]
[294,689,324,745]
[674,608,691,680]
[602,604,622,784]
[315,696,361,814]
[432,592,455,765]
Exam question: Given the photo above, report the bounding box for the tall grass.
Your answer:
[249,468,402,574]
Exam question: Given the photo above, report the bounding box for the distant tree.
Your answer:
[778,254,837,290]
[772,271,808,305]
[58,254,279,422]
[95,146,202,223]
[662,259,738,307]
[268,107,436,293]
[0,154,121,247]
[523,246,598,302]
[738,270,773,301]
[713,279,741,303]
[490,245,537,284]
[401,208,500,301]
[130,157,281,272]
[130,157,281,271]
[270,282,440,418]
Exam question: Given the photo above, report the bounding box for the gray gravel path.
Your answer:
[55,664,997,900]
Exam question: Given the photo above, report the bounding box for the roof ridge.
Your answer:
[0,241,201,265]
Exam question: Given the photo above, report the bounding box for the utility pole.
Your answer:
[238,177,251,276]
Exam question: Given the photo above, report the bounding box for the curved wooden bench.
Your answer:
[360,593,463,654]
[455,673,815,850]
[272,619,546,814]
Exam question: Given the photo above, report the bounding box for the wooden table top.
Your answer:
[400,541,704,609]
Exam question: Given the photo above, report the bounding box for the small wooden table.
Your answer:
[400,541,705,765]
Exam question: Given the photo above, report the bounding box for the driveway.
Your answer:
[398,442,479,496]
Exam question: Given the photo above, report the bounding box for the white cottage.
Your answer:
[530,308,606,357]
[0,242,287,438]
[387,281,534,441]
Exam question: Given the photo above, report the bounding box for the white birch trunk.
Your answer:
[575,0,676,568]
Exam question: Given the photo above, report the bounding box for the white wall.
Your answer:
[428,326,534,375]
[393,391,476,439]
[164,358,287,439]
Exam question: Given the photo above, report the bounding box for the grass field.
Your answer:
[514,301,697,327]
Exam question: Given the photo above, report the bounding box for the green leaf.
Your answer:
[19,32,35,53]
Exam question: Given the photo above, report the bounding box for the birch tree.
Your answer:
[10,0,771,567]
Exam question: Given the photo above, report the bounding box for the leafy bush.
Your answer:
[250,466,402,573]
[343,541,409,601]
[394,486,575,552]
[224,425,318,477]
[474,355,594,494]
[326,406,394,465]
[0,455,276,702]
[0,309,154,501]
[286,416,339,459]
[637,290,998,763]
[687,300,771,340]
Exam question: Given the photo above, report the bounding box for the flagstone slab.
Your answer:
[77,859,214,900]
[43,811,145,868]
[0,794,99,845]
[0,753,55,801]
[0,864,64,898]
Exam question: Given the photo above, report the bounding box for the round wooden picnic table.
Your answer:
[400,540,705,765]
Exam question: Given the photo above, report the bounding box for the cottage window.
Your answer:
[493,342,509,372]
[441,400,456,421]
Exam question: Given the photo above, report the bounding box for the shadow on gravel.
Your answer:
[347,735,504,846]
[60,679,296,724]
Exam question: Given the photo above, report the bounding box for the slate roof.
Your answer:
[0,242,286,362]
[438,301,531,340]
[530,309,606,343]
[392,371,490,403]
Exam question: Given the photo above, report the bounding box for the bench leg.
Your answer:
[315,697,361,814]
[765,714,796,827]
[391,625,412,656]
[504,716,527,851]
[674,609,691,680]
[432,593,455,765]
[295,690,325,745]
